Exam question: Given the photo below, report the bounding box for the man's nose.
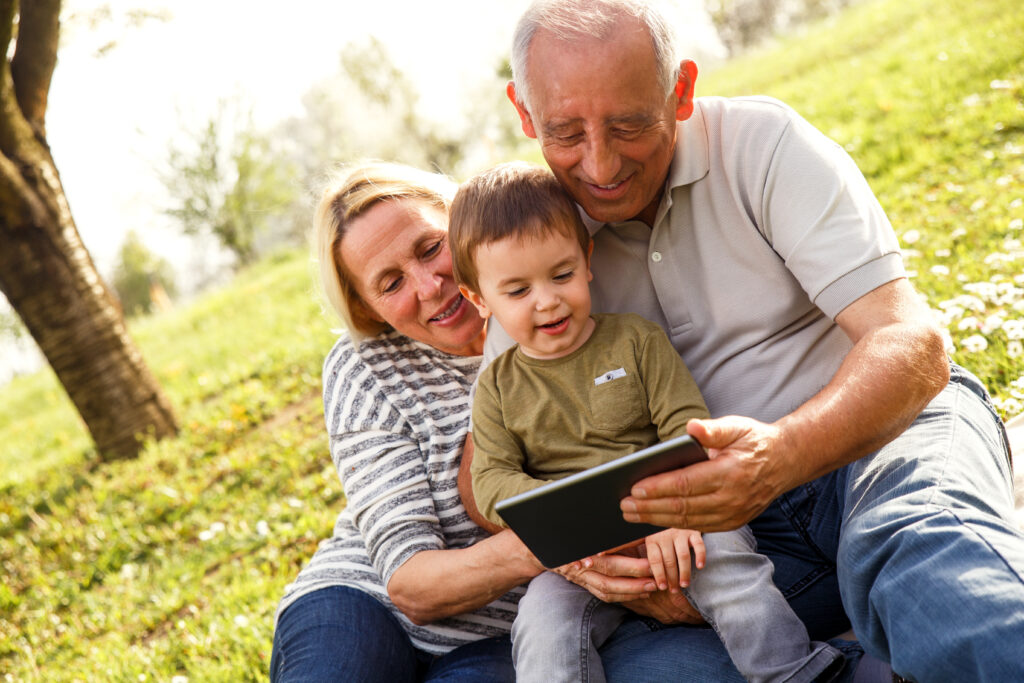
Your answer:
[581,134,621,186]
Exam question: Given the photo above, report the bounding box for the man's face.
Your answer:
[510,20,692,226]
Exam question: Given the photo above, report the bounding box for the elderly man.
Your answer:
[474,0,1024,679]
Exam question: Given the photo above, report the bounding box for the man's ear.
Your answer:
[506,81,538,139]
[460,285,491,318]
[674,60,699,121]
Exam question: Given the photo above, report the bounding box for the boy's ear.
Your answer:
[585,240,594,282]
[460,285,491,318]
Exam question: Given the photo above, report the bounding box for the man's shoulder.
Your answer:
[696,94,797,118]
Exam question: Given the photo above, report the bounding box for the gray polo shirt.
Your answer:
[483,96,904,423]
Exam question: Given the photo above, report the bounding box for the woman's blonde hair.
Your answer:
[313,161,456,342]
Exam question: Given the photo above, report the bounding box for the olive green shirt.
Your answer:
[471,313,709,527]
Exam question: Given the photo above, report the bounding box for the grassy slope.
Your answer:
[1,0,1022,679]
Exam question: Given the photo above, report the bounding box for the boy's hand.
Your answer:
[645,528,705,592]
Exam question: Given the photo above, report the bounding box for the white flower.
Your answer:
[961,334,989,352]
[198,529,215,542]
[934,248,952,258]
[901,229,921,244]
[234,615,250,628]
[1003,319,1024,340]
[171,677,189,683]
[958,316,980,331]
[982,314,1005,334]
[1007,341,1024,358]
[1011,218,1024,231]
[951,227,968,238]
[930,264,950,276]
[256,520,270,537]
[971,198,987,212]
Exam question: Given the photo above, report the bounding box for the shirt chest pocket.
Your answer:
[587,371,648,431]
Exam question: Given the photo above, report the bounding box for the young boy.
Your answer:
[448,162,845,683]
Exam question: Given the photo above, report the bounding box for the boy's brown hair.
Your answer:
[448,162,591,293]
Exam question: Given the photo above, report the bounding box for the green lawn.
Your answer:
[1,0,1022,679]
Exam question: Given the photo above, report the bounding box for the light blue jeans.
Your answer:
[753,363,1024,681]
[513,528,843,683]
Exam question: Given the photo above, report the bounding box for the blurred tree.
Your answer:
[161,102,298,266]
[707,0,857,54]
[111,230,177,317]
[0,0,177,458]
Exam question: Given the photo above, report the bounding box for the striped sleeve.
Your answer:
[323,340,446,587]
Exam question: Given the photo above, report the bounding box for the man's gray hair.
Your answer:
[510,0,681,113]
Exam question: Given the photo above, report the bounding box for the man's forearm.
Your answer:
[773,319,949,492]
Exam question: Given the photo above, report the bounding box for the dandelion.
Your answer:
[934,248,951,258]
[1008,341,1024,358]
[901,229,921,244]
[951,227,968,239]
[198,529,216,542]
[171,677,189,683]
[958,316,981,331]
[256,520,271,537]
[234,615,250,628]
[930,264,950,276]
[961,334,988,352]
[287,497,303,509]
[971,198,987,212]
[1011,218,1024,231]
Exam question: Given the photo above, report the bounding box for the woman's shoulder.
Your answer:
[323,330,480,390]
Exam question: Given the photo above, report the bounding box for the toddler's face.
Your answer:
[463,227,594,360]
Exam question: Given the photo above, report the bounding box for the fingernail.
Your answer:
[644,582,656,592]
[634,488,647,498]
[621,499,636,512]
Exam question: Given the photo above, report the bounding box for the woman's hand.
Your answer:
[553,551,705,625]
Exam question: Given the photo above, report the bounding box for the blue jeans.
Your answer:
[753,363,1024,680]
[269,586,516,682]
[270,586,884,682]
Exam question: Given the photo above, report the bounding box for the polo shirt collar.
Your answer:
[580,100,711,236]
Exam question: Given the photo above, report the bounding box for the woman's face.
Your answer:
[340,198,485,356]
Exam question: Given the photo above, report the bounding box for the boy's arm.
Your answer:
[640,326,710,440]
[470,379,548,527]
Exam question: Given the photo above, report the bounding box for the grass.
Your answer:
[1,0,1022,679]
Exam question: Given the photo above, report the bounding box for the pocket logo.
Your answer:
[594,367,627,386]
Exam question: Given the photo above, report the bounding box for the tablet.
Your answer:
[494,434,707,568]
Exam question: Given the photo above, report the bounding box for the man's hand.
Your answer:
[621,589,706,625]
[620,417,791,532]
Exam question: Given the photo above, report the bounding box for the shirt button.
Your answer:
[651,251,663,262]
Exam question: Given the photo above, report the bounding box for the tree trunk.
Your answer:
[0,0,177,459]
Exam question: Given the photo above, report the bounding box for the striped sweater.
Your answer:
[275,331,522,655]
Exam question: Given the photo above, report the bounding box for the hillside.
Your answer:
[1,0,1022,678]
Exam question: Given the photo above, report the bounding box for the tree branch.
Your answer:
[11,0,62,136]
